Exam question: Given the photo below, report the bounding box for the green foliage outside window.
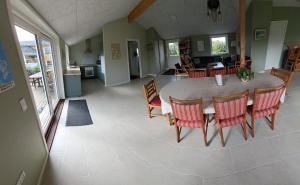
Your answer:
[168,42,179,56]
[211,36,228,55]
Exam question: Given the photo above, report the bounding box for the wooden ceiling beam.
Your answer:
[128,0,155,22]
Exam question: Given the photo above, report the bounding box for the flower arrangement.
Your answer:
[236,67,254,82]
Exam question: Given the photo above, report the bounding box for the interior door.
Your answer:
[265,21,288,70]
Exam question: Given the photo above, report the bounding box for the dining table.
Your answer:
[159,73,285,115]
[29,71,43,87]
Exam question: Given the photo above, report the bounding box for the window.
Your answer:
[210,35,228,55]
[168,42,179,56]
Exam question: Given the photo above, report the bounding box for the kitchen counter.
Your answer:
[64,67,81,75]
[64,67,81,97]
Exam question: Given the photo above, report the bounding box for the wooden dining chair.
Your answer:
[286,48,300,71]
[245,60,252,69]
[175,63,189,80]
[247,84,285,137]
[226,65,239,75]
[271,67,293,91]
[213,90,249,147]
[143,79,161,118]
[169,96,208,146]
[188,69,207,78]
[209,67,226,77]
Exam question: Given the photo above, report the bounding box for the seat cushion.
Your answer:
[176,120,204,128]
[248,107,276,119]
[219,116,244,128]
[149,96,161,106]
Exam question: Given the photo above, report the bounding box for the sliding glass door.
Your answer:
[15,25,58,132]
[39,38,59,108]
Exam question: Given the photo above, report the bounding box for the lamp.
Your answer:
[207,0,222,23]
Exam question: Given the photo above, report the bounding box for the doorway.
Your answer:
[265,21,288,70]
[127,40,141,80]
[15,25,58,132]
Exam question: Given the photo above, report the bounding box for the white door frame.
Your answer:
[126,39,142,80]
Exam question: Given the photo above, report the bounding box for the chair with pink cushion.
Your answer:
[209,67,226,77]
[247,84,285,137]
[143,79,161,118]
[213,90,249,147]
[188,69,207,78]
[169,96,208,145]
[226,65,239,75]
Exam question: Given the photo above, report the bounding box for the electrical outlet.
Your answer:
[16,171,26,185]
[19,98,28,112]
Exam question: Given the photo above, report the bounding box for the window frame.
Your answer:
[210,34,229,56]
[167,41,180,57]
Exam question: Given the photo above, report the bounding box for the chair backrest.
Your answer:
[235,61,241,68]
[253,84,285,112]
[227,65,239,75]
[182,62,195,71]
[175,63,182,70]
[143,79,158,103]
[188,70,207,78]
[169,97,204,122]
[271,67,293,90]
[209,67,226,77]
[288,48,300,61]
[246,60,252,69]
[213,90,249,121]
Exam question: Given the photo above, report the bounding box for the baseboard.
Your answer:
[105,80,130,87]
[37,153,49,185]
[147,74,157,77]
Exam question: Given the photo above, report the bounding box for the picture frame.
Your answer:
[111,43,121,60]
[254,28,267,40]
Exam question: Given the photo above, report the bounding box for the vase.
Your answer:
[241,77,249,83]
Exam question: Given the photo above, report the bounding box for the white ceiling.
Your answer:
[136,0,252,39]
[24,0,300,45]
[26,0,140,45]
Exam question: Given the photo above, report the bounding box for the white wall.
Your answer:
[0,1,48,184]
[103,18,148,86]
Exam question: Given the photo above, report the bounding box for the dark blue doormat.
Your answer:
[66,100,93,126]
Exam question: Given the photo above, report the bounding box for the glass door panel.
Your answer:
[15,25,51,130]
[40,38,58,108]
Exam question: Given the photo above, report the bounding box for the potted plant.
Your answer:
[236,67,254,82]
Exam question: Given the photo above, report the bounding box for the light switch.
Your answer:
[19,98,28,112]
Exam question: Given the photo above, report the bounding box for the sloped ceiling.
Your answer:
[136,0,252,39]
[26,0,140,45]
[24,0,300,45]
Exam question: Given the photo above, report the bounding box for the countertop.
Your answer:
[64,67,81,76]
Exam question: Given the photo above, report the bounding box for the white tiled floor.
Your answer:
[42,73,300,185]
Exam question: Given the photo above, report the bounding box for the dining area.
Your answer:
[143,66,293,147]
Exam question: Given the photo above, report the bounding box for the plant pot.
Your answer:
[241,77,249,83]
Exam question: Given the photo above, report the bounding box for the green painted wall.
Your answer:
[0,1,47,185]
[69,34,102,66]
[103,18,148,86]
[272,7,300,43]
[249,0,273,72]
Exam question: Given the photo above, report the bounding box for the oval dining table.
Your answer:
[160,73,284,115]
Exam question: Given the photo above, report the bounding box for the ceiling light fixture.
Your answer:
[207,0,222,23]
